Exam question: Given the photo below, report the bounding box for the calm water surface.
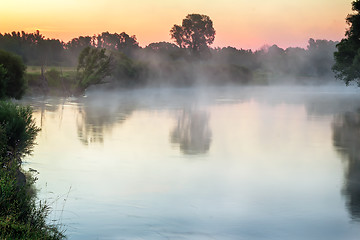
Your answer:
[21,86,360,240]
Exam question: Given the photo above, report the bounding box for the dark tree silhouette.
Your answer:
[0,31,65,66]
[333,0,360,85]
[65,36,93,64]
[146,42,179,52]
[145,42,184,60]
[170,14,215,54]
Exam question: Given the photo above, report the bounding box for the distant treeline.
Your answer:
[0,31,139,66]
[0,30,338,88]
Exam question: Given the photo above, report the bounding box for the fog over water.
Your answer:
[21,85,360,240]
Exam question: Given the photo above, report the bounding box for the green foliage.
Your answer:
[0,167,64,239]
[45,68,62,89]
[112,51,148,86]
[0,64,9,99]
[0,125,6,157]
[0,101,40,166]
[170,14,216,54]
[76,46,112,93]
[333,0,360,85]
[0,50,27,99]
[25,67,77,96]
[0,101,63,239]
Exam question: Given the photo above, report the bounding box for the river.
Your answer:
[22,85,360,239]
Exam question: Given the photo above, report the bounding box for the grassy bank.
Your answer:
[24,63,270,97]
[0,101,65,239]
[26,66,77,96]
[0,168,65,239]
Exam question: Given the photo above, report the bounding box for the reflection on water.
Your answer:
[29,97,63,127]
[332,110,360,220]
[170,109,211,154]
[76,101,134,145]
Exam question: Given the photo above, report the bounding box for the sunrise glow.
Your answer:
[0,0,351,50]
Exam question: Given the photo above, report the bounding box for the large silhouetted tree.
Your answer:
[170,14,215,54]
[333,0,360,85]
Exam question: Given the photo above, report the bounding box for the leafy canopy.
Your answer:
[170,14,215,53]
[76,46,112,93]
[333,0,360,85]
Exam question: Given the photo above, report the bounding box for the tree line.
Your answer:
[0,15,337,80]
[0,13,343,96]
[0,30,139,66]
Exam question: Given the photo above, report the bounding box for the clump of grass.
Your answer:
[0,167,65,239]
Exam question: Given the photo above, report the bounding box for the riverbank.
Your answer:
[0,101,65,239]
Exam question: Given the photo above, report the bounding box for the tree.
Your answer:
[333,0,360,85]
[0,30,66,66]
[65,36,93,65]
[307,38,337,77]
[146,42,179,52]
[170,14,215,54]
[111,51,147,86]
[76,46,112,93]
[95,32,139,55]
[0,50,27,99]
[145,42,184,60]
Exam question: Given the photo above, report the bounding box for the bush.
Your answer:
[45,68,62,89]
[0,101,40,166]
[0,101,64,239]
[0,50,27,99]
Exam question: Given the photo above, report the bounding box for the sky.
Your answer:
[0,0,352,50]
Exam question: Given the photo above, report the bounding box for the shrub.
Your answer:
[0,101,40,167]
[0,101,64,239]
[0,50,27,99]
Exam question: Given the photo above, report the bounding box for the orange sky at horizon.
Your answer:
[0,0,352,50]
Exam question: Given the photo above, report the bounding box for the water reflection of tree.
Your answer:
[76,103,134,145]
[332,110,360,220]
[170,109,212,155]
[20,97,64,128]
